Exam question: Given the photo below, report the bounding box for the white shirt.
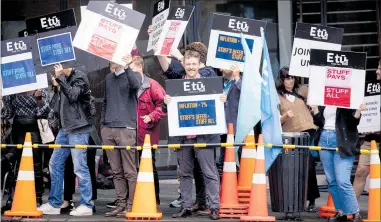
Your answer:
[323,106,337,130]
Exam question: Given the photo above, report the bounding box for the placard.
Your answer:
[289,23,344,78]
[73,1,146,66]
[1,37,48,96]
[308,49,367,109]
[206,13,266,71]
[358,81,380,133]
[25,9,77,35]
[147,0,170,52]
[166,77,226,136]
[154,5,194,56]
[37,32,76,66]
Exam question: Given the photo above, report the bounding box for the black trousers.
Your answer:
[138,149,160,205]
[12,117,44,198]
[307,156,320,201]
[63,148,97,201]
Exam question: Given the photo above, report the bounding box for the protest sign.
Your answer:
[37,32,76,66]
[154,5,194,56]
[206,14,266,71]
[73,1,146,66]
[1,37,48,96]
[289,23,344,78]
[358,81,380,133]
[308,49,366,109]
[25,9,77,35]
[166,77,226,137]
[147,0,170,52]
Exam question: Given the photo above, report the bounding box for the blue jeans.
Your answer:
[48,129,92,208]
[318,130,359,215]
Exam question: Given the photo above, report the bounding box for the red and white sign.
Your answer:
[308,49,366,109]
[73,1,145,66]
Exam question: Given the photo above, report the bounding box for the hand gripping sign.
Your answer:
[1,37,48,96]
[73,1,145,66]
[165,77,227,137]
[308,49,367,109]
[289,23,344,78]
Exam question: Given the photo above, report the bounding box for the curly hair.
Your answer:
[185,42,208,64]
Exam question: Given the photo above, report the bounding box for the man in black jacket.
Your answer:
[38,64,94,216]
[101,55,142,217]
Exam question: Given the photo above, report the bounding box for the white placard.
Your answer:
[358,81,380,133]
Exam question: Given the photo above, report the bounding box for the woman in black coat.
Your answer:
[311,104,365,222]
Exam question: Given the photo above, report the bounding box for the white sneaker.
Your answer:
[38,203,60,215]
[69,204,93,216]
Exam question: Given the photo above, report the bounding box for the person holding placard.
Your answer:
[311,103,366,222]
[100,55,142,217]
[38,64,94,216]
[162,50,225,220]
[353,60,381,199]
[276,67,320,212]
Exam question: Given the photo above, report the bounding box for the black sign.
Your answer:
[310,49,367,69]
[211,13,267,36]
[1,37,31,57]
[294,22,343,44]
[364,81,381,97]
[153,0,170,17]
[25,9,77,35]
[166,77,223,97]
[87,1,145,28]
[166,5,194,21]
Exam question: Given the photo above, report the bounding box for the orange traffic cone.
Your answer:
[363,140,380,222]
[238,130,256,205]
[5,133,42,218]
[126,134,162,220]
[219,123,248,218]
[318,193,336,218]
[240,135,275,222]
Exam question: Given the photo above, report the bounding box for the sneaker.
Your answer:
[170,197,183,208]
[106,200,117,208]
[69,205,93,216]
[38,203,60,215]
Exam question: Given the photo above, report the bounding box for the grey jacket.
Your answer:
[55,68,93,132]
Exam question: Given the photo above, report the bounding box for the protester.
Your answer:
[276,67,320,212]
[162,50,225,220]
[37,63,94,216]
[217,64,241,172]
[100,55,141,217]
[133,55,166,209]
[1,88,51,208]
[311,102,365,221]
[353,60,381,199]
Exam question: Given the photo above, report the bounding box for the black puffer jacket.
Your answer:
[314,106,361,157]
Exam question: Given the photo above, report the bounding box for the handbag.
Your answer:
[37,119,55,144]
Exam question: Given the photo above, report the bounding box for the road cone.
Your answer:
[126,134,162,220]
[238,131,256,206]
[240,135,275,222]
[5,133,42,218]
[363,140,380,222]
[318,193,336,218]
[219,123,248,218]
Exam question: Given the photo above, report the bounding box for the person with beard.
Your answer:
[353,60,381,200]
[162,50,226,220]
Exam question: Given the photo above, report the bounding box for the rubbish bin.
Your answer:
[268,132,310,220]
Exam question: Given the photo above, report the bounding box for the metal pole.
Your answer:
[320,0,327,26]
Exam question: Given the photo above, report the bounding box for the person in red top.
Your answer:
[132,55,166,210]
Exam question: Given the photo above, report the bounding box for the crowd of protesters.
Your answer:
[1,24,379,221]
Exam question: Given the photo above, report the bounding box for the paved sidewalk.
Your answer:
[1,182,369,221]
